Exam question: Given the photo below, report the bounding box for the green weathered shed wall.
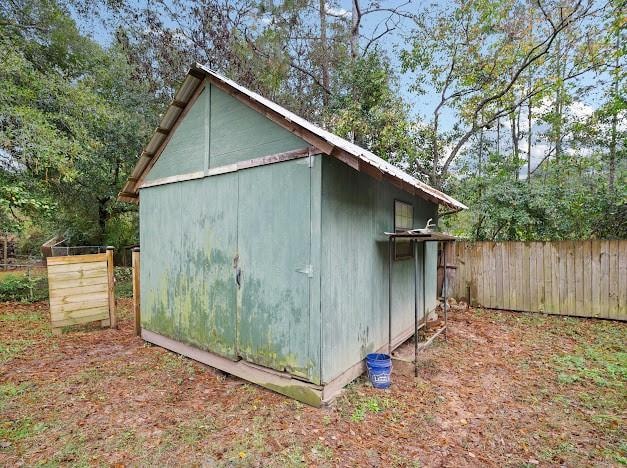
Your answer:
[209,85,306,168]
[140,174,239,358]
[138,75,445,390]
[319,157,438,383]
[139,157,322,384]
[145,87,210,181]
[236,157,320,382]
[144,83,306,182]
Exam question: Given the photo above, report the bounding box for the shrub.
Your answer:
[0,273,48,302]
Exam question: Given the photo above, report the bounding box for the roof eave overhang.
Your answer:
[118,63,467,212]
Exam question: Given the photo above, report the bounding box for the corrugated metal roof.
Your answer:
[119,64,467,211]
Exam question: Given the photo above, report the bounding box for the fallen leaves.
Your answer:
[0,302,624,466]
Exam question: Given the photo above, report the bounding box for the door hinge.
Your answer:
[296,264,313,278]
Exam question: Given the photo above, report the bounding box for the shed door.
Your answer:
[236,159,312,379]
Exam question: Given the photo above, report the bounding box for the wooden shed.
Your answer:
[119,64,466,406]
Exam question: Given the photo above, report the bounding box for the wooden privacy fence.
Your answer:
[451,240,627,321]
[47,248,117,333]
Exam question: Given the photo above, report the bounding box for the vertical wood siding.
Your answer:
[144,83,307,182]
[145,87,209,181]
[451,240,627,320]
[320,157,439,383]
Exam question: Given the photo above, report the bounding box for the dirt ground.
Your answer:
[1,300,625,467]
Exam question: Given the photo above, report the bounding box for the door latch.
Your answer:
[296,264,313,278]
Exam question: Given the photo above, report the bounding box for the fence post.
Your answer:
[27,266,33,301]
[106,246,117,329]
[132,247,141,336]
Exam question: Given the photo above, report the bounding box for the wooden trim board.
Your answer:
[47,253,107,266]
[141,330,325,407]
[141,306,438,407]
[139,146,318,190]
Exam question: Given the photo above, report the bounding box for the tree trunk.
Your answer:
[608,25,620,194]
[527,99,532,183]
[319,0,329,107]
[98,198,109,244]
[510,111,520,180]
[478,129,484,197]
[554,28,564,162]
[496,117,500,155]
[351,0,360,60]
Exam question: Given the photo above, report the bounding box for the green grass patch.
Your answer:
[0,339,34,364]
[350,397,383,422]
[114,267,133,298]
[0,417,47,442]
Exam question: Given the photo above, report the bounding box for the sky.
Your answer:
[71,0,454,125]
[71,0,614,176]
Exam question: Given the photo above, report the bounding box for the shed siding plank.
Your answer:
[140,175,239,359]
[209,85,306,168]
[145,86,209,181]
[237,159,313,381]
[309,155,322,382]
[320,157,438,383]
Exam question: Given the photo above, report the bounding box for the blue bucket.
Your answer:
[366,353,392,389]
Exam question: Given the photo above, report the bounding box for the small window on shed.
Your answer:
[394,200,414,260]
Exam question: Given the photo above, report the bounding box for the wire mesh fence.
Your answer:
[50,246,108,256]
[0,263,48,302]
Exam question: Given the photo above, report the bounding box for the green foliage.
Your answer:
[0,272,48,302]
[0,0,156,247]
[0,0,622,249]
[448,149,626,240]
[114,266,133,298]
[328,53,418,163]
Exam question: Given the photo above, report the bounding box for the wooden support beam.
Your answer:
[188,68,205,80]
[132,248,141,336]
[118,191,138,199]
[139,146,318,190]
[106,246,117,329]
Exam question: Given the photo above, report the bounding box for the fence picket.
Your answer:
[451,240,626,321]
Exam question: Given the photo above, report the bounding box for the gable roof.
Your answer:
[119,63,467,212]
